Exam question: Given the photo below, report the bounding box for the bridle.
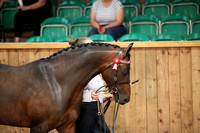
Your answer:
[96,48,139,133]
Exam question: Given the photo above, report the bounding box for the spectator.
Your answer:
[88,0,126,41]
[0,0,52,42]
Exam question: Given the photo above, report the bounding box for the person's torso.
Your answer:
[95,0,121,25]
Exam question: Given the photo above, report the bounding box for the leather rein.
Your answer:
[96,48,139,133]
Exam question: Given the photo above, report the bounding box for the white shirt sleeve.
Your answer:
[82,75,105,103]
[92,0,99,11]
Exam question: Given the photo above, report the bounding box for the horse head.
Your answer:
[101,43,133,105]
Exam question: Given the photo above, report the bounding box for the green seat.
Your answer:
[160,14,190,40]
[89,34,114,42]
[142,0,171,19]
[120,0,139,22]
[120,0,139,32]
[184,33,200,41]
[26,36,53,42]
[40,17,69,41]
[1,1,18,29]
[129,15,159,39]
[69,17,92,37]
[171,0,199,19]
[119,33,150,42]
[55,35,81,42]
[190,14,200,33]
[152,34,181,41]
[83,0,96,17]
[56,0,84,22]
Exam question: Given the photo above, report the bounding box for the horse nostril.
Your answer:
[124,98,130,103]
[120,98,130,105]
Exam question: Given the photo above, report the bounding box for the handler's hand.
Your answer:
[91,91,99,100]
[105,93,113,101]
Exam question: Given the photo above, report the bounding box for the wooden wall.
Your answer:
[0,41,200,133]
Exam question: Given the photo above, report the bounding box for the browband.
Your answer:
[112,49,131,70]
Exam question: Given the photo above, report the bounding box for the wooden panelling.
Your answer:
[192,47,200,133]
[146,48,158,133]
[157,48,170,133]
[169,48,181,133]
[0,42,200,133]
[134,48,147,133]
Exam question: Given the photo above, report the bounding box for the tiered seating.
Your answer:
[40,17,69,41]
[151,34,181,41]
[3,0,200,42]
[190,14,200,33]
[56,0,84,22]
[184,33,200,41]
[119,33,150,41]
[121,0,140,22]
[0,1,18,29]
[171,0,199,19]
[83,0,96,17]
[89,34,114,42]
[160,14,190,40]
[129,15,159,39]
[26,36,53,42]
[121,0,140,31]
[142,0,171,20]
[55,35,81,42]
[69,17,92,37]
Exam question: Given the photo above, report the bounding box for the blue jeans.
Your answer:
[88,25,126,41]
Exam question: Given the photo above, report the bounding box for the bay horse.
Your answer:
[0,42,133,133]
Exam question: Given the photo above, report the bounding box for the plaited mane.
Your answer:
[45,42,120,60]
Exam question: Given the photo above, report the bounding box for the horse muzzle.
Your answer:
[113,92,130,105]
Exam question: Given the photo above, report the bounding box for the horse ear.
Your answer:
[122,43,133,58]
[126,43,133,55]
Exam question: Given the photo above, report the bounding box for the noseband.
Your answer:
[96,48,139,133]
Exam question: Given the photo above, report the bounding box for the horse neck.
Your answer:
[50,47,120,91]
[73,48,120,82]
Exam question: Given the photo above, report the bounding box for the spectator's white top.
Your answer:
[82,75,105,103]
[92,0,123,25]
[18,0,23,6]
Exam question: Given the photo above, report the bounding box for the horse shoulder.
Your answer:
[0,64,12,70]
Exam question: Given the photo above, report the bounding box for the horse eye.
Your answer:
[122,69,128,76]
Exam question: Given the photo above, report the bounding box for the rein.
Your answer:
[95,79,139,133]
[96,48,139,133]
